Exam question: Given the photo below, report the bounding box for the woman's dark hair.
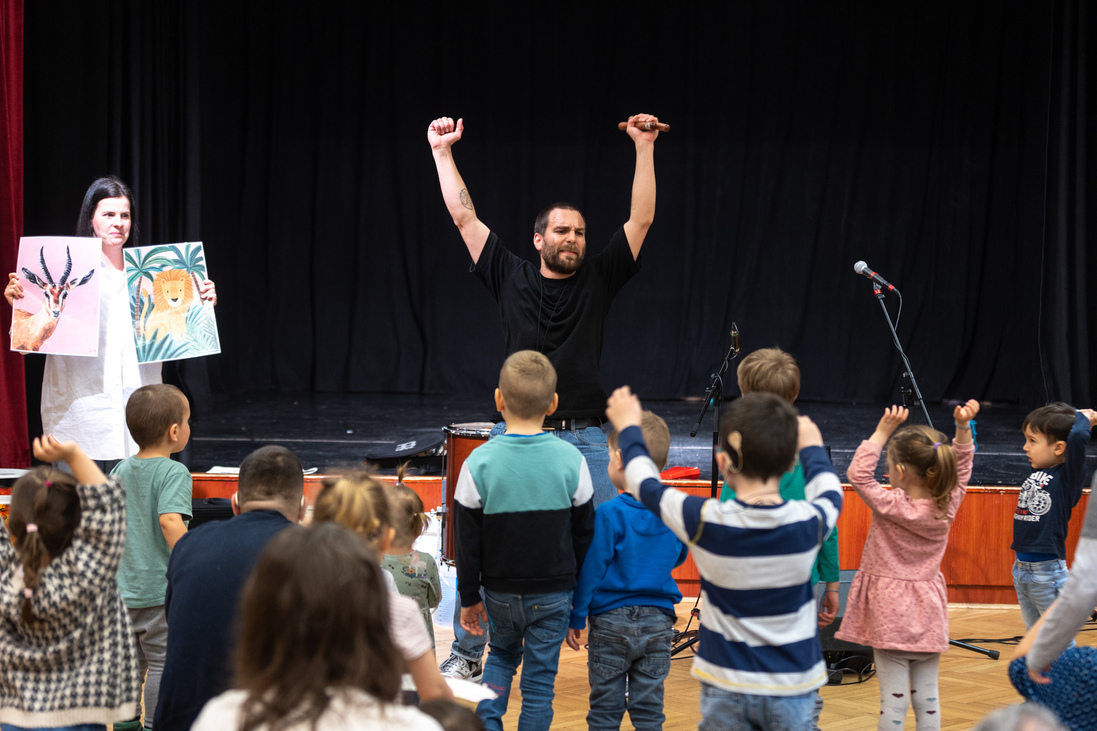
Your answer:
[234,524,403,731]
[76,176,138,247]
[9,467,82,624]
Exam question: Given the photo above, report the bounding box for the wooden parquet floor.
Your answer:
[434,602,1094,730]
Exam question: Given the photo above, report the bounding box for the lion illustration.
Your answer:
[143,269,196,341]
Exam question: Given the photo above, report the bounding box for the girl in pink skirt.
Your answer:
[836,400,980,730]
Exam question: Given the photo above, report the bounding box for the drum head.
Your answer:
[444,422,495,438]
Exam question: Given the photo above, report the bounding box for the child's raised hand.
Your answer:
[605,386,643,432]
[797,416,824,450]
[868,405,908,447]
[32,435,78,464]
[878,405,909,432]
[32,435,106,486]
[1080,408,1097,428]
[954,399,980,425]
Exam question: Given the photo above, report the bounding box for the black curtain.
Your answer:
[1038,0,1095,406]
[22,1,1095,410]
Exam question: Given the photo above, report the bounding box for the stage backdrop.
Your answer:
[20,1,1096,416]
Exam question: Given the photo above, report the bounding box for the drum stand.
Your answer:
[674,326,742,656]
[864,282,998,660]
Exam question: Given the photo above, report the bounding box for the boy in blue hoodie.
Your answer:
[566,410,689,730]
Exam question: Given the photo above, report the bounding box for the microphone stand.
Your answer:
[689,325,741,498]
[869,284,934,431]
[865,284,998,659]
[675,326,741,657]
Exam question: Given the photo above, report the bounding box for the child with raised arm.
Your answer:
[836,400,980,730]
[566,410,689,730]
[383,476,442,645]
[111,383,193,730]
[1011,403,1097,630]
[605,387,843,730]
[0,436,140,730]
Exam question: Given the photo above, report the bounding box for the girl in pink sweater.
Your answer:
[836,400,979,730]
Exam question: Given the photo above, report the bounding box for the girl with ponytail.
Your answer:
[835,400,980,730]
[0,436,139,730]
[382,466,442,645]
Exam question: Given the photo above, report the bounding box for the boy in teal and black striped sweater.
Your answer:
[454,350,595,731]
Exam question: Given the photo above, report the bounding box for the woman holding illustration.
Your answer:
[4,176,216,472]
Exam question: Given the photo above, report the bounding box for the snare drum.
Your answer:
[441,422,494,563]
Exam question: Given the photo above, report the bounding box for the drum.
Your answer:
[441,422,494,563]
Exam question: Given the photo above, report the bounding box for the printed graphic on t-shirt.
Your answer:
[1016,471,1054,522]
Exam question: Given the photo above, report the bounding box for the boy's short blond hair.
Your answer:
[499,350,557,420]
[737,348,800,403]
[608,410,671,471]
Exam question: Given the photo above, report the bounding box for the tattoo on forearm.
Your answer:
[459,188,473,211]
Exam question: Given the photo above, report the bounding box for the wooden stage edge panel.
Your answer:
[193,474,1086,606]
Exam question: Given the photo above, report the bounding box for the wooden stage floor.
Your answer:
[430,600,1093,730]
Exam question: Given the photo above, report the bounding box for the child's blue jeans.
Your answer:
[586,606,675,730]
[476,589,571,731]
[698,683,816,731]
[1013,558,1068,630]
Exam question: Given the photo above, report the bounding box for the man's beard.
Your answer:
[542,243,584,275]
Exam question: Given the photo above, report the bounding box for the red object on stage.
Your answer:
[660,466,700,480]
[441,423,493,563]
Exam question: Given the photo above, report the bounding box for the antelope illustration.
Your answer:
[10,246,96,352]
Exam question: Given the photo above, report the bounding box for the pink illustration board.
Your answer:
[10,237,102,356]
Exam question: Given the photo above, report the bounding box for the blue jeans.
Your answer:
[1013,558,1068,630]
[477,589,571,731]
[587,606,674,730]
[698,684,816,731]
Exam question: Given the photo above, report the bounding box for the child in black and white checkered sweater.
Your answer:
[0,435,140,728]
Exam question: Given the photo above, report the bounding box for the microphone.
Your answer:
[730,322,740,356]
[854,261,900,295]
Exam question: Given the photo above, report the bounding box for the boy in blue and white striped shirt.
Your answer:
[605,387,843,730]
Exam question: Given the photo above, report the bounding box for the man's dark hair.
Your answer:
[1022,402,1076,444]
[76,176,138,246]
[718,392,798,480]
[238,446,304,504]
[533,202,583,237]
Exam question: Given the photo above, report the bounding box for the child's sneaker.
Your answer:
[439,653,484,682]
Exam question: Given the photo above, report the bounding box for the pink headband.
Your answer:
[25,524,38,534]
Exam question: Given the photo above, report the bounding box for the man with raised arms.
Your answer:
[427,112,661,681]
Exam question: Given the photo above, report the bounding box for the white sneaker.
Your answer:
[439,653,484,682]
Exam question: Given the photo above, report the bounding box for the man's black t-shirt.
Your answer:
[472,226,641,419]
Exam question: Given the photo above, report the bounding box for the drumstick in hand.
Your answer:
[618,120,670,132]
